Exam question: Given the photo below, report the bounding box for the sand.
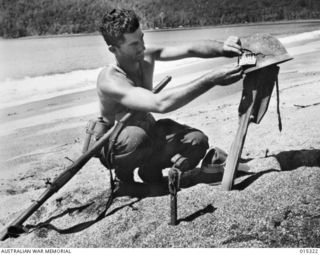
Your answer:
[0,37,319,248]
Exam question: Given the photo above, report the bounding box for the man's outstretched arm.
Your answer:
[147,36,242,61]
[98,65,243,114]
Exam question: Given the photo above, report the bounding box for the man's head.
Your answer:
[100,9,145,62]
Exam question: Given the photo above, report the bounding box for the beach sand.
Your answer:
[0,38,319,248]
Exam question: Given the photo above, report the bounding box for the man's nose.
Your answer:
[139,40,145,51]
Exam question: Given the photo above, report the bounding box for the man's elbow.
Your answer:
[154,102,169,114]
[154,97,172,114]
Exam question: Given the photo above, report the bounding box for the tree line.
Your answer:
[1,0,319,38]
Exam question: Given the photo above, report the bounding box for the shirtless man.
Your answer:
[97,9,243,184]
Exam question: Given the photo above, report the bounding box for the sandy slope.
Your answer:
[0,38,319,248]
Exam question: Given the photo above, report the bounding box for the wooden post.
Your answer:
[221,93,257,191]
[168,167,181,225]
[221,72,259,191]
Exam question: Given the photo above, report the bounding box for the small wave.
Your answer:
[279,30,320,44]
[0,59,206,109]
[0,68,101,109]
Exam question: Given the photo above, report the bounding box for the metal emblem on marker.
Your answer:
[238,53,257,66]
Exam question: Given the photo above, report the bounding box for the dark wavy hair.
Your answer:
[99,9,140,46]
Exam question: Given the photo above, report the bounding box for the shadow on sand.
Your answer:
[233,149,320,190]
[25,149,319,236]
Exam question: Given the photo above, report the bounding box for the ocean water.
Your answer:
[0,21,320,109]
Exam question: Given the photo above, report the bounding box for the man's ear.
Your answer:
[108,45,117,54]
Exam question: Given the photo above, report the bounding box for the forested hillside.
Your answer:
[1,0,319,38]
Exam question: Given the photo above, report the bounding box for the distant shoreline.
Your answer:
[1,19,319,41]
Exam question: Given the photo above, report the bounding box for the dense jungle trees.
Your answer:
[1,0,319,38]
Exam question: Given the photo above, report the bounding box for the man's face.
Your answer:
[115,27,145,62]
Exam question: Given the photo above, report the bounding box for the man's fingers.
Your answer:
[226,45,242,55]
[229,71,243,81]
[223,45,242,56]
[224,36,242,56]
[224,71,243,85]
[226,66,244,81]
[228,36,241,42]
[231,70,243,79]
[228,36,241,46]
[227,65,243,74]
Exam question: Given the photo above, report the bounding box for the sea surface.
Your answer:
[0,20,319,109]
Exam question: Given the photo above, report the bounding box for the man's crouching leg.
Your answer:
[159,119,209,171]
[138,165,164,184]
[139,119,210,184]
[179,129,209,170]
[106,126,154,184]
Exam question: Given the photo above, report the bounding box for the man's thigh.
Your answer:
[150,119,209,169]
[108,125,154,170]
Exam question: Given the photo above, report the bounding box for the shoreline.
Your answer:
[1,19,319,41]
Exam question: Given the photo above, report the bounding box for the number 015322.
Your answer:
[300,249,319,254]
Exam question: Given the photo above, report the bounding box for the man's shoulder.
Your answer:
[98,65,126,87]
[99,64,126,79]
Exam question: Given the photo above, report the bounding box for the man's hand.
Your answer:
[209,65,243,86]
[222,36,242,57]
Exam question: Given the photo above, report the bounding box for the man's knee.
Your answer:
[117,126,151,150]
[182,130,209,168]
[112,126,153,168]
[184,130,209,150]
